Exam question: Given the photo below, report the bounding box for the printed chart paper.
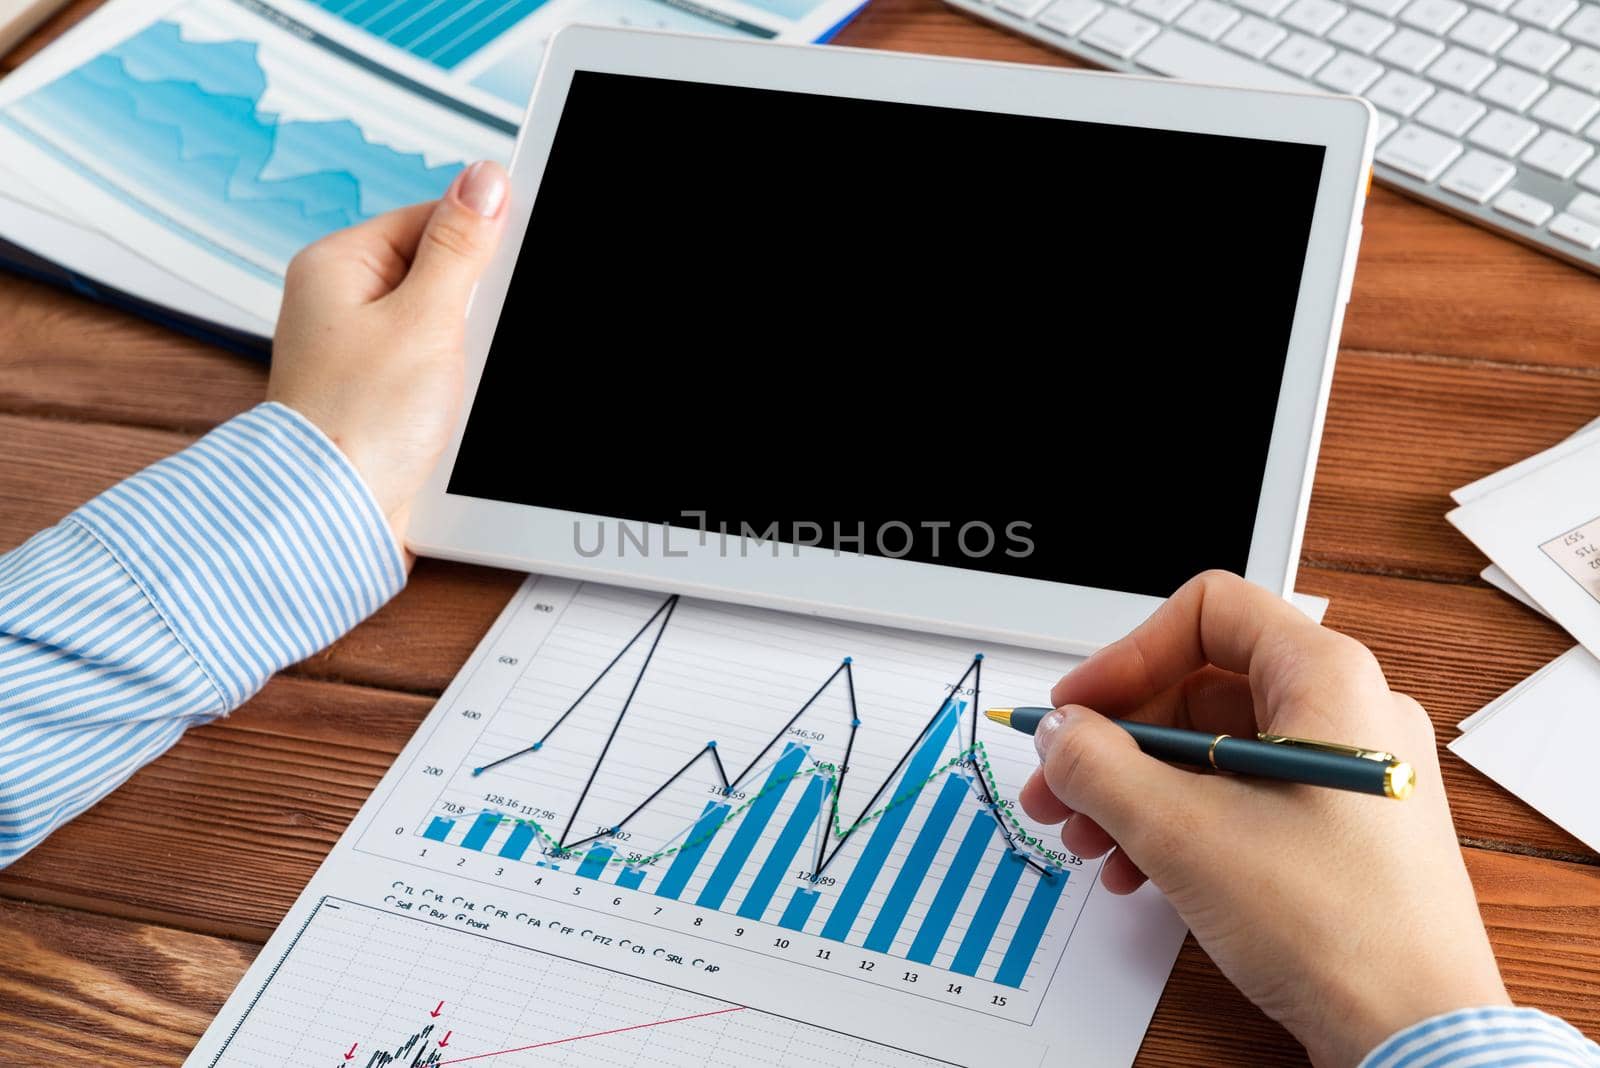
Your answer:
[1448,433,1600,663]
[0,0,861,326]
[183,577,1187,1067]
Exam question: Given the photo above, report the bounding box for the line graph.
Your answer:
[372,581,1090,1007]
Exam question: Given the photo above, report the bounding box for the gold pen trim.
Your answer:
[984,708,1013,727]
[1256,732,1396,763]
[1207,733,1229,769]
[1384,761,1416,800]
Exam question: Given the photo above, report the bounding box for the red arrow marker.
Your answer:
[344,1042,359,1061]
[431,1001,445,1018]
[438,1031,453,1049]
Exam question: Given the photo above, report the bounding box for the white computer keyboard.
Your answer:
[947,0,1600,271]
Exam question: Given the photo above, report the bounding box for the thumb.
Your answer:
[398,160,509,314]
[1035,706,1192,867]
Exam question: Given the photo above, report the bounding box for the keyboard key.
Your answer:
[1081,8,1161,52]
[1378,27,1448,69]
[1577,156,1600,190]
[1530,84,1599,127]
[1416,88,1488,132]
[1175,0,1240,37]
[998,0,1055,14]
[1377,111,1401,140]
[1449,10,1516,51]
[1135,28,1316,83]
[1377,122,1466,177]
[1522,128,1595,174]
[1039,0,1107,32]
[1269,32,1337,73]
[1499,28,1570,71]
[1468,108,1541,152]
[1316,49,1385,89]
[1564,3,1600,46]
[1132,0,1194,22]
[1400,0,1466,32]
[1223,14,1290,55]
[1473,0,1514,12]
[1566,190,1600,223]
[1439,149,1518,199]
[1493,187,1555,223]
[1508,0,1577,27]
[1368,69,1437,112]
[1282,0,1348,30]
[1554,45,1600,91]
[1549,212,1600,248]
[1328,10,1396,50]
[1234,0,1292,16]
[1350,0,1406,16]
[1477,65,1549,109]
[1428,46,1498,90]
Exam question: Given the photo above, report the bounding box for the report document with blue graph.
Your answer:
[183,577,1187,1067]
[0,0,862,343]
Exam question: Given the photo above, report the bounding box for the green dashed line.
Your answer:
[457,741,1063,874]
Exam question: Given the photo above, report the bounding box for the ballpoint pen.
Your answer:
[985,706,1415,799]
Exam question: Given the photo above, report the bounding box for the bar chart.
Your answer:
[387,583,1089,1006]
[309,0,552,68]
[361,585,1094,1023]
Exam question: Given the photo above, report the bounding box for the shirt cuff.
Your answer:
[70,402,408,709]
[1361,1006,1600,1068]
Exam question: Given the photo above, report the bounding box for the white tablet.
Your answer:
[408,26,1374,653]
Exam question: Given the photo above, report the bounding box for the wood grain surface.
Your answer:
[3,0,1600,1063]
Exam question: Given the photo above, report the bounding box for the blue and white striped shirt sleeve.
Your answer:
[0,402,406,868]
[1362,1007,1600,1067]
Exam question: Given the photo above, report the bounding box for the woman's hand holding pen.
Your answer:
[1021,570,1510,1068]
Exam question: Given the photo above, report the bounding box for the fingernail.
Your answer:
[1034,709,1067,760]
[455,161,506,218]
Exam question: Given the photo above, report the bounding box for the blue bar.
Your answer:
[367,0,441,36]
[739,775,830,921]
[617,868,648,890]
[908,811,996,964]
[698,745,807,910]
[864,772,971,953]
[820,701,961,942]
[429,0,550,67]
[779,888,820,931]
[535,861,561,870]
[578,847,613,880]
[995,869,1068,987]
[499,822,535,860]
[389,0,485,47]
[951,850,1027,976]
[656,801,731,900]
[461,811,501,851]
[423,817,454,841]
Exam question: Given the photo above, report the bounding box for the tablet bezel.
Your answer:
[408,26,1374,654]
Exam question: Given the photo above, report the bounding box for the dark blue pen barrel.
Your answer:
[1213,738,1391,795]
[1117,721,1393,797]
[1116,721,1217,764]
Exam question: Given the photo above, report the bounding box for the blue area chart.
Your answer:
[6,20,462,270]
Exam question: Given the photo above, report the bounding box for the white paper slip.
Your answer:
[182,576,1188,1068]
[1480,564,1549,619]
[1292,591,1330,623]
[1454,645,1566,734]
[1447,433,1600,661]
[1450,646,1600,853]
[1450,416,1600,505]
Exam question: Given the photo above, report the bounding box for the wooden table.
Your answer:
[3,4,1600,1063]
